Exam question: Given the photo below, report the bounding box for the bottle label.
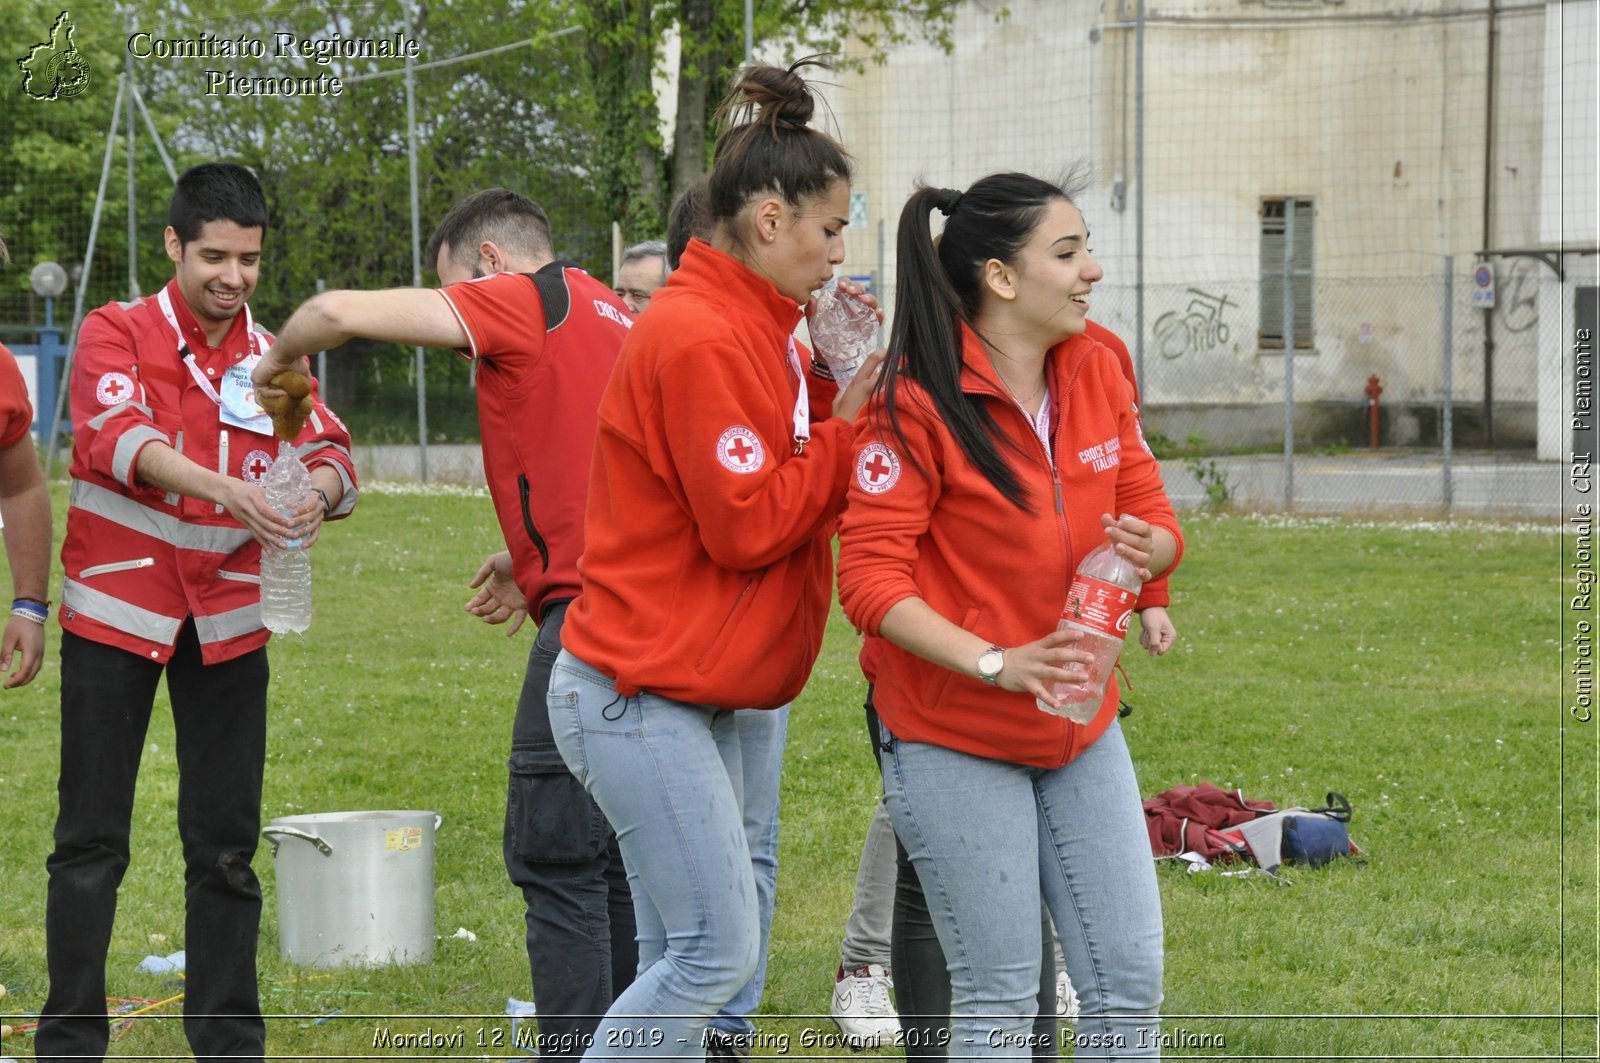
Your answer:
[1061,575,1134,640]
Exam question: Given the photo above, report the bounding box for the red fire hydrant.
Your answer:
[1365,374,1383,448]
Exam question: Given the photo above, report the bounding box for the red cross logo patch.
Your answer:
[95,371,135,407]
[716,426,766,475]
[855,442,901,495]
[241,448,274,485]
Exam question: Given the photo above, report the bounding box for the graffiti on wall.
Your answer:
[1153,288,1237,359]
[1496,258,1539,334]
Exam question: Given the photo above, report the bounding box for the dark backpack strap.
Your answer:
[523,260,583,331]
[1311,791,1353,822]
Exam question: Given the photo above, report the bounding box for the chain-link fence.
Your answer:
[823,0,1596,518]
[1,1,621,477]
[3,0,1594,516]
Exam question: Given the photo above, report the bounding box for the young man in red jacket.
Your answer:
[38,163,358,1062]
[253,189,636,1061]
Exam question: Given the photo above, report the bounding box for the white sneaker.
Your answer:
[830,963,899,1049]
[1055,969,1081,1023]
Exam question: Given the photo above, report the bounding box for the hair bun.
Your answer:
[730,57,826,132]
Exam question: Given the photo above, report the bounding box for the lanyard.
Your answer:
[787,336,810,454]
[157,287,270,406]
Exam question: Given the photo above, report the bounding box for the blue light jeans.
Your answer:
[880,719,1163,1061]
[708,704,790,1039]
[548,649,761,1060]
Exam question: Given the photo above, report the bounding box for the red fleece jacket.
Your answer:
[837,325,1183,768]
[561,239,854,709]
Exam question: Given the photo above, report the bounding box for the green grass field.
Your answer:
[0,486,1590,1060]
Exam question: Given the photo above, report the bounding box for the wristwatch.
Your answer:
[976,645,1006,685]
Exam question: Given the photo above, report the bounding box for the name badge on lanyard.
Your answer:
[787,336,810,455]
[218,357,274,433]
[158,287,274,434]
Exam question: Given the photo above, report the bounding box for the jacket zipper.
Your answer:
[216,568,261,584]
[78,557,156,579]
[215,428,229,514]
[516,474,550,571]
[998,379,1080,757]
[696,578,753,671]
[999,388,1074,574]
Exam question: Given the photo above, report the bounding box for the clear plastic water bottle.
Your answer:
[1038,522,1143,724]
[260,442,313,634]
[806,278,878,390]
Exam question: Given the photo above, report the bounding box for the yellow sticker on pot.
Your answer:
[385,827,423,852]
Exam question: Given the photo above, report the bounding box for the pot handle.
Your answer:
[434,813,443,833]
[262,826,333,857]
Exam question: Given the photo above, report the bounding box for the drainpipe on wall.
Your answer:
[1481,0,1497,447]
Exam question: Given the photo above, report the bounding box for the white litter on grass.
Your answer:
[508,998,538,1058]
[362,482,490,499]
[136,950,186,974]
[451,927,477,942]
[1198,511,1559,535]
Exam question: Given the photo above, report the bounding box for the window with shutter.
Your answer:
[1259,197,1315,350]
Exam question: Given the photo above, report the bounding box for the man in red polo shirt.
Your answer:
[253,188,635,1061]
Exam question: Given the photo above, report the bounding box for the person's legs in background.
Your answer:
[830,689,902,1048]
[831,801,900,1047]
[1048,918,1080,1022]
[505,603,636,1060]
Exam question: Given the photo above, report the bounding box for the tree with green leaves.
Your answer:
[578,0,973,247]
[667,0,967,202]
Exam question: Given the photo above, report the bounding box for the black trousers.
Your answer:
[866,687,1057,1062]
[37,623,269,1062]
[503,601,636,1061]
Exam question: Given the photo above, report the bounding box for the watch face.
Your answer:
[978,649,1004,679]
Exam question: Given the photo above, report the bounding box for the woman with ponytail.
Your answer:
[550,58,883,1060]
[837,172,1182,1059]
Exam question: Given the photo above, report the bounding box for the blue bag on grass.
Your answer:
[1233,791,1357,874]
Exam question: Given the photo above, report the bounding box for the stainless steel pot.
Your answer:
[262,810,440,968]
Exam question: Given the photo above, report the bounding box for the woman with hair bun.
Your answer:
[550,58,883,1060]
[837,171,1182,1059]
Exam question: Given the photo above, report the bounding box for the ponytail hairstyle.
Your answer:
[706,56,853,256]
[881,169,1089,511]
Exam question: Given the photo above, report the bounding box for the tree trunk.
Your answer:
[672,0,715,202]
[629,2,663,225]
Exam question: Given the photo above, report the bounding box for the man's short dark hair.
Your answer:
[168,163,268,247]
[425,189,554,274]
[666,178,711,271]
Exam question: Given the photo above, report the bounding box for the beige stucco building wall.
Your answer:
[816,0,1585,448]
